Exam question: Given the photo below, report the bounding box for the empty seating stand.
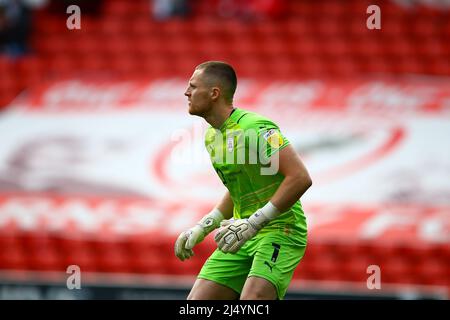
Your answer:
[1,0,449,108]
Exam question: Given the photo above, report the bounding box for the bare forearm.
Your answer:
[270,174,312,213]
[216,191,234,219]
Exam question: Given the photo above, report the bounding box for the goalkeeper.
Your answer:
[175,61,312,300]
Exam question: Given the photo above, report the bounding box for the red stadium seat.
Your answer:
[19,232,55,252]
[97,251,131,273]
[379,257,412,284]
[103,0,135,18]
[130,254,168,274]
[414,259,448,287]
[340,256,374,282]
[28,248,63,271]
[0,248,27,270]
[62,248,98,273]
[308,255,343,281]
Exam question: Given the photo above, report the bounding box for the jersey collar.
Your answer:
[219,108,240,131]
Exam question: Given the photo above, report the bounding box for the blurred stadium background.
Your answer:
[0,0,449,300]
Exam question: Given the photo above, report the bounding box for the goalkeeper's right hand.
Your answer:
[174,208,224,261]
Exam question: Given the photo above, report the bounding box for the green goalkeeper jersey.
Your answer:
[205,108,307,243]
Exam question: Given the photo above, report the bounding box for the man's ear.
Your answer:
[211,87,220,101]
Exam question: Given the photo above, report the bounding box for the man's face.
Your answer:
[184,69,213,116]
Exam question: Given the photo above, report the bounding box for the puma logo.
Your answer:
[264,261,274,272]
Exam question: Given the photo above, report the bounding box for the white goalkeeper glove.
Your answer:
[215,202,280,253]
[174,208,224,261]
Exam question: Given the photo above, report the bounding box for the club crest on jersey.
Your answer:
[227,137,234,152]
[263,129,283,148]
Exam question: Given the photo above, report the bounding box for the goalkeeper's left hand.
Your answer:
[174,208,224,261]
[214,202,279,253]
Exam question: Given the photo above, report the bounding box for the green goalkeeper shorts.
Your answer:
[197,230,306,299]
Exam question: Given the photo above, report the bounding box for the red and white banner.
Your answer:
[1,76,449,244]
